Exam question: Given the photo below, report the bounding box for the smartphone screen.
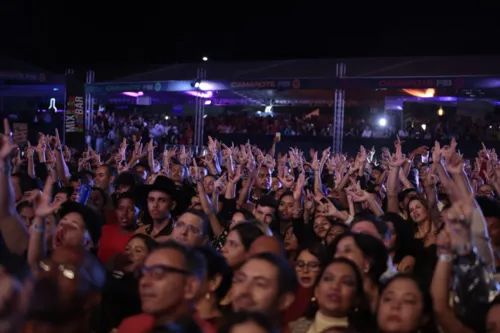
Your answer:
[77,184,92,206]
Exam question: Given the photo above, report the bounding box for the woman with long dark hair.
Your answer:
[289,258,372,333]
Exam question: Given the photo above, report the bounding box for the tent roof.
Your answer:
[0,55,63,83]
[108,55,500,83]
[0,55,52,73]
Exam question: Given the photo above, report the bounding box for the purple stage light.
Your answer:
[185,91,213,98]
[122,91,144,97]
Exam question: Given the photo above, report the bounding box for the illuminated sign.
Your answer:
[48,98,57,112]
[230,81,277,88]
[378,79,435,88]
[229,79,301,90]
[65,96,85,133]
[105,84,142,92]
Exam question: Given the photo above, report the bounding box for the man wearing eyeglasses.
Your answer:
[170,209,210,247]
[117,241,215,333]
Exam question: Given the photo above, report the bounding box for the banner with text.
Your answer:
[65,71,86,151]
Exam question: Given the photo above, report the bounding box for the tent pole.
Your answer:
[333,63,346,154]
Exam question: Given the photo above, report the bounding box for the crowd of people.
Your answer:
[1,112,500,333]
[92,109,500,155]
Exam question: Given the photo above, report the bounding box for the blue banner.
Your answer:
[85,78,330,94]
[85,76,500,94]
[338,76,500,89]
[0,71,47,82]
[85,80,195,94]
[228,79,303,90]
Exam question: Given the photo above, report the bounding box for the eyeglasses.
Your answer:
[136,264,190,280]
[295,260,320,272]
[38,260,78,280]
[173,221,202,235]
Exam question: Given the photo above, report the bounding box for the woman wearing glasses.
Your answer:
[284,242,328,323]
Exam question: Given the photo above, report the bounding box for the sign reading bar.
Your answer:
[65,96,85,133]
[64,71,86,151]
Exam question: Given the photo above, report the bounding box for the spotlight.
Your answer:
[202,57,208,61]
[378,118,387,127]
[437,106,444,116]
[191,80,201,89]
[204,100,212,105]
[421,124,427,131]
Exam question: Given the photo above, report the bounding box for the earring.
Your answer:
[311,297,316,302]
[363,267,369,273]
[354,307,358,312]
[205,293,211,300]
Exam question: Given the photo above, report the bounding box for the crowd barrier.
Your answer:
[209,134,500,159]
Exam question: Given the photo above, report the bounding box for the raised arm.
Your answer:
[0,119,28,255]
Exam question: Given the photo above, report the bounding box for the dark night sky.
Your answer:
[1,2,499,81]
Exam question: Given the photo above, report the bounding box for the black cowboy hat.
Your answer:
[58,201,103,247]
[136,175,180,202]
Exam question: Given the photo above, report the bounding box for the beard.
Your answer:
[26,277,85,325]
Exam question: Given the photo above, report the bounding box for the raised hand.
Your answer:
[293,172,305,200]
[311,151,319,171]
[278,170,294,190]
[0,119,17,161]
[178,146,188,164]
[388,142,405,168]
[445,195,475,255]
[192,159,202,182]
[432,141,441,164]
[119,138,127,158]
[214,172,227,193]
[314,195,338,217]
[320,147,331,168]
[24,141,34,160]
[63,145,71,162]
[444,151,464,175]
[34,176,62,218]
[54,129,62,149]
[147,139,156,153]
[264,154,275,170]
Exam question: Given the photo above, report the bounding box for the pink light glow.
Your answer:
[186,91,213,98]
[122,91,144,97]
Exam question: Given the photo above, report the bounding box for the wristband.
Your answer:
[438,254,453,262]
[453,243,472,255]
[33,225,45,233]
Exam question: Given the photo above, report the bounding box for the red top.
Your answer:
[104,210,118,225]
[97,223,134,264]
[117,313,216,333]
[284,286,313,323]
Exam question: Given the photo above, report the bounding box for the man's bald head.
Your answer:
[247,235,285,258]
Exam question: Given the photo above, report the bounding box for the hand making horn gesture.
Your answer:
[0,119,17,163]
[34,176,62,218]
